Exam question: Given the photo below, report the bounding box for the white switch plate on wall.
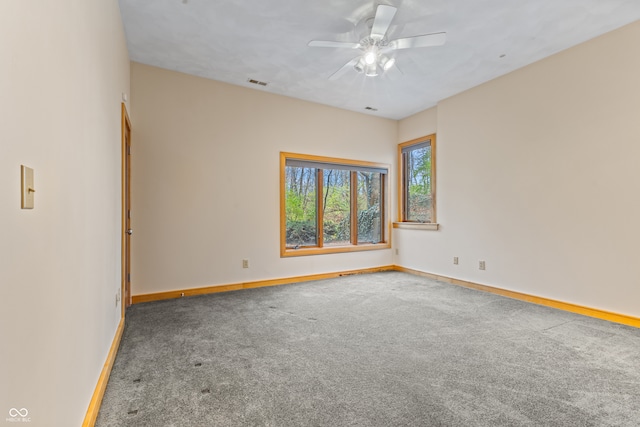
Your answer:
[21,165,34,209]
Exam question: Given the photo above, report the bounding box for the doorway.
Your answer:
[121,103,132,313]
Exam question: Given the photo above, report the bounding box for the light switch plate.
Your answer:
[21,165,34,209]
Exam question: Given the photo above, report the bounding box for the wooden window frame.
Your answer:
[280,152,391,257]
[395,134,438,230]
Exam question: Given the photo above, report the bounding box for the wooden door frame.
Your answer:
[121,102,132,316]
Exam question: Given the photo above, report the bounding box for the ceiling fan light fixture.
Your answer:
[354,57,366,73]
[365,63,379,77]
[364,48,377,65]
[380,56,395,71]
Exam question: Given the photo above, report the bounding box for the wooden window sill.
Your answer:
[393,222,439,231]
[282,242,391,257]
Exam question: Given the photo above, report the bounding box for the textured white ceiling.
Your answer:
[118,0,640,120]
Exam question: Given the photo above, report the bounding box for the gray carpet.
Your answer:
[96,272,640,426]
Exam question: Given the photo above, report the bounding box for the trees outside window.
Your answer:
[357,171,382,244]
[281,153,389,256]
[284,166,317,247]
[322,168,351,246]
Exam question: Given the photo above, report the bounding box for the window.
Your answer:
[398,135,436,226]
[281,152,390,256]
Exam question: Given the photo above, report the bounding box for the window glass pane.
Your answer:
[406,144,432,222]
[357,172,382,244]
[285,166,317,247]
[323,169,351,246]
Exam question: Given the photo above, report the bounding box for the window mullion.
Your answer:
[317,169,324,248]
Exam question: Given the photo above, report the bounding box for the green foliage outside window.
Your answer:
[404,143,433,222]
[284,161,385,249]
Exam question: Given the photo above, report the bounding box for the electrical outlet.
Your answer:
[453,257,459,265]
[395,248,399,255]
[479,261,486,270]
[242,259,249,268]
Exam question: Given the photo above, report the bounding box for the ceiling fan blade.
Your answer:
[308,40,361,49]
[370,5,397,40]
[387,32,446,50]
[329,57,360,81]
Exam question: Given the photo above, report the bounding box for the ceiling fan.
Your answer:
[308,4,446,80]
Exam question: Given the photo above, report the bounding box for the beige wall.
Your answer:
[397,107,438,143]
[0,1,130,425]
[130,63,397,296]
[396,21,640,317]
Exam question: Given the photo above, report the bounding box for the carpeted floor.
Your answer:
[96,272,640,426]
